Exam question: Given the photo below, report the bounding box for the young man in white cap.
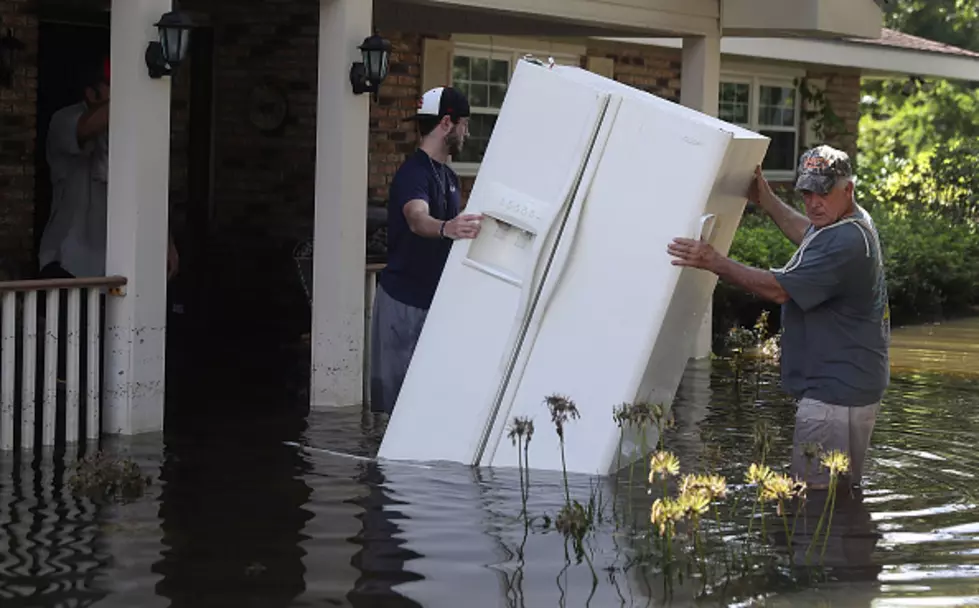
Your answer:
[370,86,484,415]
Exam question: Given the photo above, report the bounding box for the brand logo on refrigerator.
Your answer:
[500,197,543,222]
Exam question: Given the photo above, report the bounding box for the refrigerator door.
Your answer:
[377,59,613,466]
[480,90,769,477]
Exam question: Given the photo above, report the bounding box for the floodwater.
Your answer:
[889,316,979,377]
[2,321,979,607]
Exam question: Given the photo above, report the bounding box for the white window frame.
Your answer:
[449,43,581,177]
[719,71,802,183]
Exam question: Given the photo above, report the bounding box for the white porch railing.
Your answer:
[0,276,127,451]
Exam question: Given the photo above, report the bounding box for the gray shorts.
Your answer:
[369,283,428,415]
[791,397,880,488]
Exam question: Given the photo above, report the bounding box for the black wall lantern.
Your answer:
[145,10,194,79]
[350,34,391,99]
[0,28,25,88]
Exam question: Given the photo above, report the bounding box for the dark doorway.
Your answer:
[33,16,109,271]
[165,25,219,414]
[172,25,216,336]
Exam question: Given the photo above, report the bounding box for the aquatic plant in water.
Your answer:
[725,324,755,386]
[649,450,680,497]
[542,395,601,592]
[725,311,783,396]
[612,401,673,514]
[507,416,535,526]
[752,419,777,465]
[545,393,579,507]
[760,471,806,561]
[506,391,854,603]
[68,450,151,504]
[555,497,600,588]
[807,449,851,561]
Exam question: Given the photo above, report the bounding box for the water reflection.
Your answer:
[346,460,424,607]
[152,417,313,607]
[0,447,110,606]
[774,488,882,580]
[2,322,979,606]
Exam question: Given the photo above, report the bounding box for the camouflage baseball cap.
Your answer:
[794,145,853,194]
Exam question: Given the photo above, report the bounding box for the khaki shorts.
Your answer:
[791,397,880,488]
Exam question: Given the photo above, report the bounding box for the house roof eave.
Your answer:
[593,35,979,82]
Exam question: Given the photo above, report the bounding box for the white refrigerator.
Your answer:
[377,58,770,477]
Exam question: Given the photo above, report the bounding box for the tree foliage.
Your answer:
[859,80,979,163]
[883,0,979,53]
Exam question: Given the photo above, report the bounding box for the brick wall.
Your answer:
[369,32,427,204]
[0,0,38,280]
[805,69,861,161]
[585,40,682,102]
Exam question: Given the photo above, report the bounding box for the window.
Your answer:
[449,45,580,174]
[719,76,801,178]
[451,52,509,166]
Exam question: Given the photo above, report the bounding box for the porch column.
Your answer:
[103,0,173,434]
[680,34,720,360]
[310,0,371,407]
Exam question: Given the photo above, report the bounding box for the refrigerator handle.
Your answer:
[698,213,717,243]
[499,195,572,373]
[531,100,622,325]
[531,192,585,323]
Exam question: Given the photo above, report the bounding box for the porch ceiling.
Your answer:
[375,0,719,37]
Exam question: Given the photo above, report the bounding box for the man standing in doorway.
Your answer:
[38,58,178,280]
[370,86,483,415]
[667,146,890,489]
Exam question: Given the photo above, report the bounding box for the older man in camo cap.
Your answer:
[668,145,890,489]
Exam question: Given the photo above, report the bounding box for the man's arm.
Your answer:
[404,199,448,239]
[404,199,483,240]
[77,100,109,145]
[710,256,790,305]
[669,237,789,304]
[167,232,179,280]
[669,225,863,309]
[749,166,810,246]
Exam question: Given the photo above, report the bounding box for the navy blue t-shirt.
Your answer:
[772,208,891,407]
[379,149,462,310]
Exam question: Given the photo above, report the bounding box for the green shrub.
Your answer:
[874,206,979,321]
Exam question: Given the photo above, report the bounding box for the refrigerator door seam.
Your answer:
[471,93,619,468]
[479,95,626,469]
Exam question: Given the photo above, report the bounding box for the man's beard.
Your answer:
[446,133,464,157]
